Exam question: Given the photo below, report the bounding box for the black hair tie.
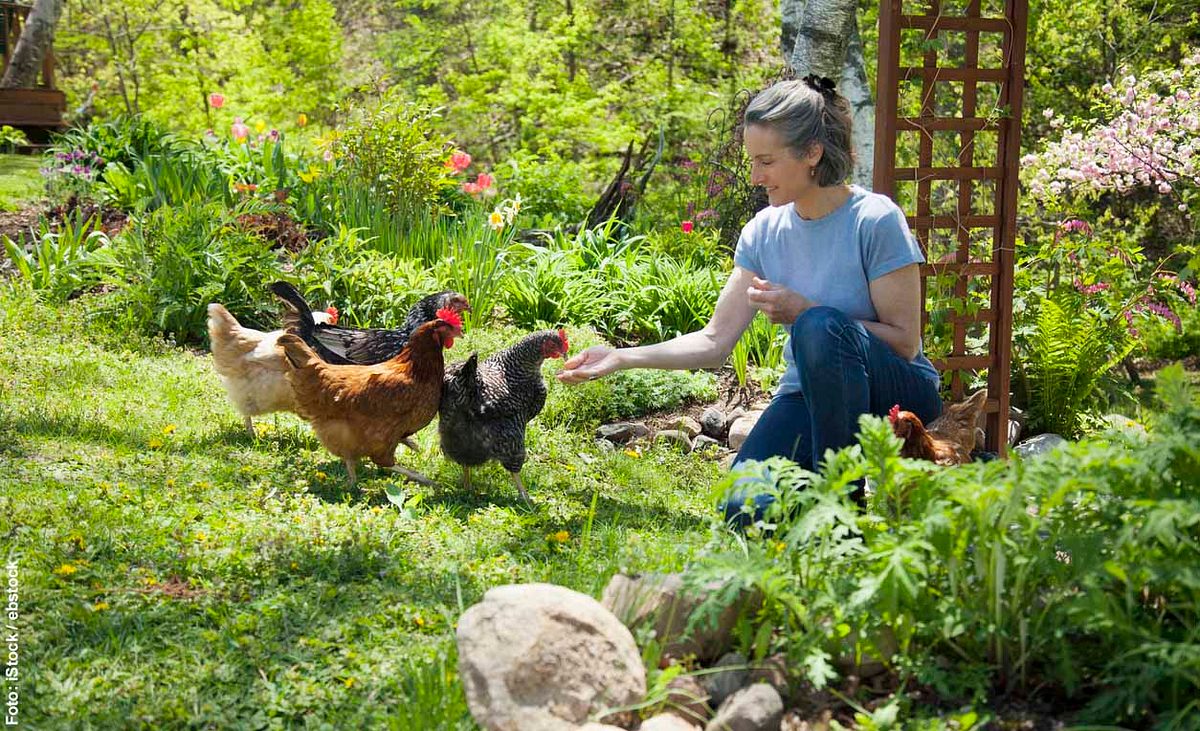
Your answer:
[802,74,837,99]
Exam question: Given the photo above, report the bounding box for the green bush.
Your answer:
[334,90,457,219]
[2,210,110,301]
[494,151,592,227]
[95,202,283,343]
[693,365,1200,726]
[544,366,718,428]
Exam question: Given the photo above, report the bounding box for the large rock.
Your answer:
[601,573,757,663]
[456,583,646,731]
[673,416,703,439]
[663,674,712,725]
[705,684,783,731]
[642,714,702,731]
[701,408,728,439]
[655,429,695,452]
[703,652,749,710]
[1013,433,1067,459]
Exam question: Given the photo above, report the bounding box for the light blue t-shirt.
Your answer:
[733,185,939,396]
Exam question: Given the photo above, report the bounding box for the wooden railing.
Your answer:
[1,1,55,89]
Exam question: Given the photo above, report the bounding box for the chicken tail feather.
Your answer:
[271,281,316,338]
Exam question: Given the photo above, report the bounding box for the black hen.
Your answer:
[271,281,469,365]
[439,329,570,502]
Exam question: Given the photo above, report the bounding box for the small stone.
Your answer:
[597,422,652,444]
[706,683,783,731]
[664,674,711,725]
[641,714,702,731]
[702,652,749,711]
[655,429,694,452]
[700,408,728,439]
[747,654,789,699]
[595,439,616,452]
[727,412,764,452]
[672,416,703,439]
[693,435,722,453]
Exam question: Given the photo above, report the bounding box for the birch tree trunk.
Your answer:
[0,0,64,89]
[780,0,876,187]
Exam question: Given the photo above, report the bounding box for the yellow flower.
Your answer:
[343,677,356,688]
[547,530,570,544]
[624,448,641,458]
[371,506,384,513]
[91,601,109,612]
[563,464,576,472]
[255,120,267,134]
[195,531,207,542]
[148,437,164,449]
[141,576,157,586]
[165,479,176,488]
[54,564,77,576]
[290,561,299,570]
[488,210,505,232]
[162,424,176,435]
[315,471,327,480]
[414,616,425,627]
[297,113,308,127]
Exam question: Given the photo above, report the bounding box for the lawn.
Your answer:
[0,154,43,211]
[0,287,722,728]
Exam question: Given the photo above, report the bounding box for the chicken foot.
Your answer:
[509,472,531,503]
[387,465,437,487]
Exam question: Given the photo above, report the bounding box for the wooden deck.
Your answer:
[1,1,64,135]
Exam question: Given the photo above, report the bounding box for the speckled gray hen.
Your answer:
[438,329,570,501]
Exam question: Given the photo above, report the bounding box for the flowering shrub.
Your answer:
[1022,47,1200,215]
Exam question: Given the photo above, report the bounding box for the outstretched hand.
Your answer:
[747,277,812,325]
[556,345,622,385]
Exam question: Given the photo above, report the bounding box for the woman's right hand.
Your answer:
[556,345,623,385]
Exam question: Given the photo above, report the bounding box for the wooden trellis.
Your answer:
[873,0,1028,455]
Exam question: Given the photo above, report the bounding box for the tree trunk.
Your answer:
[0,0,64,89]
[780,0,875,186]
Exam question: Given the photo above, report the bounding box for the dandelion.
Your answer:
[163,424,177,435]
[54,564,77,576]
[231,117,249,142]
[488,210,505,232]
[314,470,327,480]
[297,113,308,127]
[547,530,570,543]
[208,93,225,109]
[343,677,356,688]
[681,220,694,233]
[414,616,426,627]
[148,437,164,449]
[624,448,641,458]
[91,601,109,611]
[195,531,207,542]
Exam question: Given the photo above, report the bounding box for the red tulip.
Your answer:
[681,220,694,233]
[209,93,225,109]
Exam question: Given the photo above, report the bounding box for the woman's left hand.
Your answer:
[747,277,813,325]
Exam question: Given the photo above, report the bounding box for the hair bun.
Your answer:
[802,74,837,99]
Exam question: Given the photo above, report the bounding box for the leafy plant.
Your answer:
[2,211,110,301]
[0,125,28,153]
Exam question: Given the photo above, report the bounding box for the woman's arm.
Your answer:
[557,266,760,383]
[861,263,923,361]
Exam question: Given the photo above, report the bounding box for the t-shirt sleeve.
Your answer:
[733,216,764,277]
[864,205,925,280]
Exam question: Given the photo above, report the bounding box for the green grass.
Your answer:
[0,286,721,729]
[0,154,44,211]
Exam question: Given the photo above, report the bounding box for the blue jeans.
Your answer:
[721,307,942,528]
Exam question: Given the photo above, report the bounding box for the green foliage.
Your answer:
[2,211,111,301]
[0,125,28,153]
[552,367,719,427]
[95,202,284,343]
[0,154,45,211]
[494,150,592,227]
[694,376,1200,723]
[334,90,457,218]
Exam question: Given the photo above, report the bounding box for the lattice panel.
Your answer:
[874,0,1027,455]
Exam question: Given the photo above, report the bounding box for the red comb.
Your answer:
[324,305,339,325]
[436,307,463,330]
[558,329,569,355]
[888,404,901,424]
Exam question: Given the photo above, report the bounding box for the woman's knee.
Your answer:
[791,306,862,367]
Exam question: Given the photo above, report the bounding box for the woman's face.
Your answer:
[745,124,821,207]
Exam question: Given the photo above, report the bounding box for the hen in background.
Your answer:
[207,302,338,436]
[889,404,972,466]
[271,281,469,365]
[438,329,570,502]
[926,388,988,455]
[277,308,462,487]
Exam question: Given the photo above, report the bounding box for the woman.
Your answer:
[557,76,942,523]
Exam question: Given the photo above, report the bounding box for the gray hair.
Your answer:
[744,79,854,186]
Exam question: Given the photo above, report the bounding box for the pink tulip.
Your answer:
[475,172,494,189]
[681,220,694,233]
[268,129,280,143]
[447,150,471,173]
[209,93,225,109]
[230,117,249,141]
[462,181,482,195]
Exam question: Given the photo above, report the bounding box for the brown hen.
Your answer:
[888,404,972,466]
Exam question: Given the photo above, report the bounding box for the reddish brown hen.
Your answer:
[278,308,463,487]
[888,404,972,466]
[926,388,988,456]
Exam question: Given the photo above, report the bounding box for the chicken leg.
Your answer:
[510,472,531,503]
[387,465,436,487]
[345,458,358,488]
[461,466,472,491]
[244,415,256,437]
[400,437,421,452]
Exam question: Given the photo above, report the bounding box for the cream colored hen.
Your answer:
[207,302,337,436]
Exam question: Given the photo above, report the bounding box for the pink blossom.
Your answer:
[475,172,494,190]
[446,150,471,173]
[230,117,249,141]
[462,181,482,195]
[267,129,280,143]
[681,220,694,233]
[209,93,225,109]
[323,149,334,163]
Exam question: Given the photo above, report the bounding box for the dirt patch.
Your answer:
[0,205,41,244]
